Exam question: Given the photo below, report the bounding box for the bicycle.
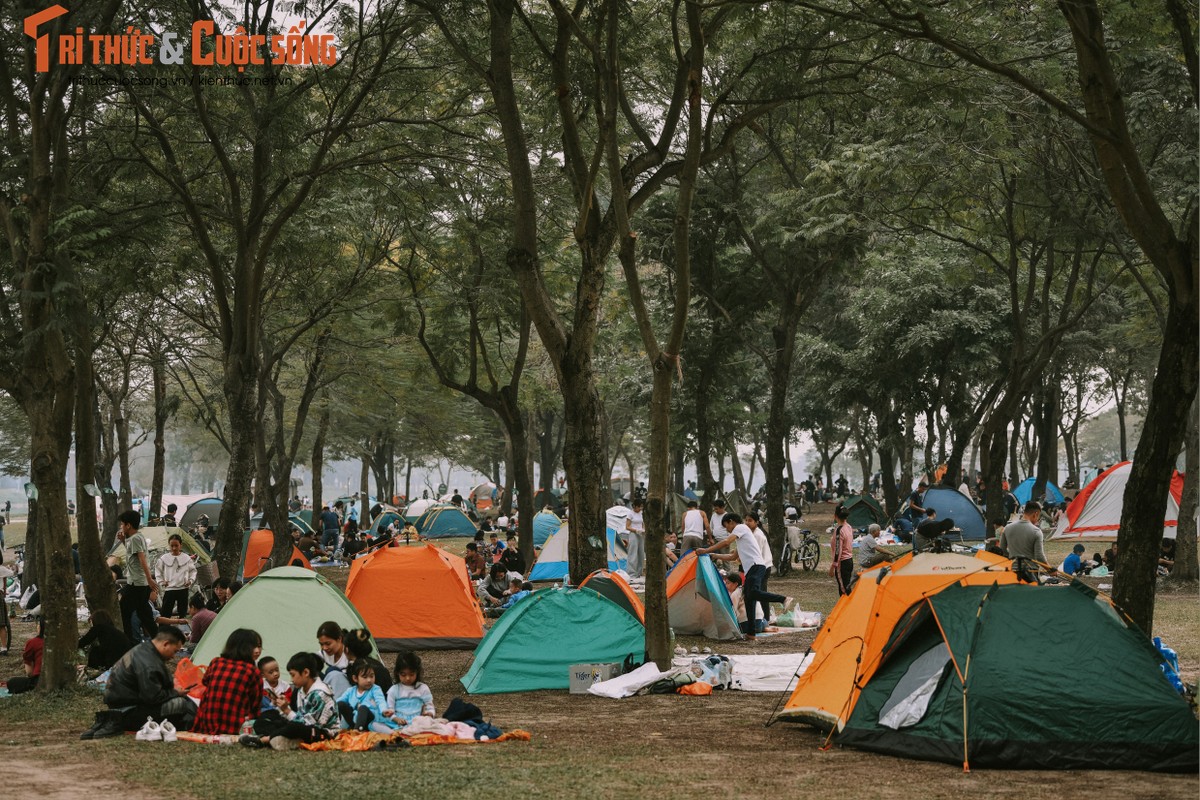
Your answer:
[776,527,820,576]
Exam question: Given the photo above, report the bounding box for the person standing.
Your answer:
[153,533,197,619]
[699,514,788,641]
[903,480,928,525]
[625,499,646,579]
[709,498,727,533]
[117,510,160,641]
[829,504,854,596]
[161,503,178,527]
[999,501,1052,581]
[320,503,341,552]
[679,500,710,553]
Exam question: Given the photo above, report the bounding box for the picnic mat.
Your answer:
[301,729,531,752]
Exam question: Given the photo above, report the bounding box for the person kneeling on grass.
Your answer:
[485,578,532,618]
[241,652,337,750]
[723,572,765,635]
[336,660,397,733]
[84,624,194,739]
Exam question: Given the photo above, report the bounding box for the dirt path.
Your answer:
[2,744,180,800]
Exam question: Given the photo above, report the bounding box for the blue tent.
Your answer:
[920,486,986,541]
[414,504,477,538]
[665,552,741,640]
[532,510,562,548]
[1013,478,1066,507]
[529,525,627,581]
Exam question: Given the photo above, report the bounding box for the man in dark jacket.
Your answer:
[84,625,194,738]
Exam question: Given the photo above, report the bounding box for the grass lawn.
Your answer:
[0,505,1196,799]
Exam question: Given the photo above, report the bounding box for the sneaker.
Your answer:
[269,736,297,751]
[239,734,266,749]
[135,718,162,741]
[160,720,178,742]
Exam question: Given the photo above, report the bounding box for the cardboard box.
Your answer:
[568,662,621,694]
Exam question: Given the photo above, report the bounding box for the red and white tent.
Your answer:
[1051,461,1185,541]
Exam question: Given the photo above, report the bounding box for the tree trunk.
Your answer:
[76,336,120,622]
[1168,400,1197,582]
[216,372,258,583]
[26,396,79,692]
[115,408,133,514]
[560,365,611,582]
[1114,299,1199,630]
[1033,383,1059,500]
[310,403,329,521]
[730,442,747,498]
[149,349,168,518]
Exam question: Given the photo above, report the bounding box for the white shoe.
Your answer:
[135,718,162,741]
[160,720,177,742]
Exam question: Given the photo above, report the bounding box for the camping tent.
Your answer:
[469,481,498,512]
[414,504,477,538]
[533,487,567,512]
[178,497,222,532]
[191,566,374,666]
[528,524,628,581]
[1012,477,1065,506]
[371,510,405,535]
[843,494,886,528]
[404,498,435,521]
[345,544,485,650]
[460,586,645,694]
[248,512,316,536]
[578,569,645,624]
[532,510,562,547]
[665,552,742,640]
[777,550,1017,731]
[837,582,1198,772]
[239,530,311,580]
[918,485,986,540]
[1052,461,1184,541]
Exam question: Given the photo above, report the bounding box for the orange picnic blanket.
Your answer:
[301,729,530,752]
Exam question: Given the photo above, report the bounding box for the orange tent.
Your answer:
[777,550,1019,731]
[345,543,485,651]
[579,569,645,624]
[242,529,310,580]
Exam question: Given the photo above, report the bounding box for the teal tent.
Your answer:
[191,566,377,666]
[414,504,477,538]
[838,582,1199,772]
[460,587,645,694]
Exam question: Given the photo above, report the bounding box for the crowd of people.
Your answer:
[76,616,440,749]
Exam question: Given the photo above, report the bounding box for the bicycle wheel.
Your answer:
[776,544,792,577]
[799,540,820,571]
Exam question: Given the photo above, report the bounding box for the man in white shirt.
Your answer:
[709,499,726,534]
[625,500,646,579]
[680,500,709,553]
[700,514,789,640]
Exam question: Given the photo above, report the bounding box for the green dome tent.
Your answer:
[838,581,1198,772]
[191,566,377,666]
[460,587,645,694]
[843,494,886,529]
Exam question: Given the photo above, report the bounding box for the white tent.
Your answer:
[528,523,627,581]
[1051,461,1184,541]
